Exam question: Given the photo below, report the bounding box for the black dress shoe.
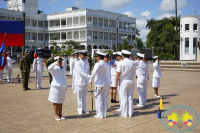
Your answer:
[111,99,114,103]
[113,100,119,103]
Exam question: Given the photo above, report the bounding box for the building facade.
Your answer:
[180,15,200,61]
[0,0,136,54]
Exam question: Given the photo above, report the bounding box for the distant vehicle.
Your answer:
[140,48,153,60]
[27,49,51,63]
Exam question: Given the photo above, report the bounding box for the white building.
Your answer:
[180,15,200,61]
[0,0,136,54]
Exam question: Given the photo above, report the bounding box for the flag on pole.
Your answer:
[0,40,7,71]
[34,48,39,58]
[160,97,164,109]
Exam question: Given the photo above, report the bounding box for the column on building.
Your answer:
[92,17,93,27]
[60,19,61,28]
[103,32,104,42]
[72,17,74,27]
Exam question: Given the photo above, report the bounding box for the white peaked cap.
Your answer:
[54,56,61,62]
[117,52,122,56]
[113,52,118,55]
[137,53,142,57]
[121,50,131,55]
[79,50,88,54]
[153,56,158,59]
[96,51,109,56]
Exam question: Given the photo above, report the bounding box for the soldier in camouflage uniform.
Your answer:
[19,52,31,91]
[87,54,92,73]
[92,54,97,68]
[46,53,55,84]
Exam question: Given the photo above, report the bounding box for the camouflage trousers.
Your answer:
[49,73,52,84]
[21,72,30,88]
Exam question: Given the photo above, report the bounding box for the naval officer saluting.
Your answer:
[152,56,162,98]
[48,56,67,121]
[74,50,91,115]
[89,52,111,119]
[115,50,139,117]
[135,53,149,107]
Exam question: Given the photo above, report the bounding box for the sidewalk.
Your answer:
[0,64,199,133]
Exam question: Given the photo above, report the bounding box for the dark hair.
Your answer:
[112,55,117,59]
[137,56,143,60]
[122,53,129,58]
[98,54,104,60]
[153,58,158,63]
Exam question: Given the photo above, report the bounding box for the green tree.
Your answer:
[63,40,80,49]
[122,38,132,51]
[134,38,144,50]
[146,18,156,30]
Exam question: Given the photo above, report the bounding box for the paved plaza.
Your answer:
[0,63,199,133]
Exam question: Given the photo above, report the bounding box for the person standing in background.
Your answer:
[152,56,162,98]
[6,52,15,83]
[19,52,31,91]
[87,54,92,73]
[46,53,55,84]
[33,52,44,89]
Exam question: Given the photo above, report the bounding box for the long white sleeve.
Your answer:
[48,62,57,75]
[89,63,99,84]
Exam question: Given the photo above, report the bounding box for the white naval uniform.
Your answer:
[89,60,111,118]
[70,57,76,91]
[74,58,91,114]
[116,60,122,110]
[136,60,149,106]
[152,61,162,88]
[6,56,14,82]
[48,62,67,103]
[62,57,68,71]
[109,59,117,87]
[33,57,44,88]
[116,58,140,117]
[0,68,4,81]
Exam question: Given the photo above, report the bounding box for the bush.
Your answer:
[57,48,75,57]
[103,50,113,56]
[51,49,58,54]
[159,53,175,60]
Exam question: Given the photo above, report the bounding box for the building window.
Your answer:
[193,24,198,31]
[185,38,189,54]
[193,38,197,54]
[185,24,189,31]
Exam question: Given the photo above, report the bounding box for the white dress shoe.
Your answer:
[94,115,99,118]
[136,104,144,107]
[154,94,161,98]
[83,111,89,114]
[129,115,132,118]
[7,80,10,83]
[61,117,66,120]
[54,116,61,121]
[73,90,77,93]
[116,108,121,111]
[78,112,83,115]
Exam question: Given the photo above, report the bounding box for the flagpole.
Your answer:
[35,54,37,90]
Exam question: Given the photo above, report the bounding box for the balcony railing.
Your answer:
[73,24,79,27]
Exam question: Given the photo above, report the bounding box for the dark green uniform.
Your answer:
[19,56,31,89]
[46,57,54,84]
[87,57,92,71]
[92,57,97,68]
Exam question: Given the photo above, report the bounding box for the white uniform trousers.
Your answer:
[72,76,76,91]
[35,71,43,86]
[7,69,12,81]
[120,79,134,117]
[117,85,121,110]
[76,85,88,113]
[0,69,4,80]
[137,77,148,106]
[94,86,110,117]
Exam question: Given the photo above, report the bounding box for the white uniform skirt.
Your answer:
[110,75,116,87]
[48,86,66,103]
[152,77,160,88]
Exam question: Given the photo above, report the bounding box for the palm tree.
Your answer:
[136,28,141,36]
[146,18,155,30]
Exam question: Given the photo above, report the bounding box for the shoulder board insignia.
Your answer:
[76,59,79,61]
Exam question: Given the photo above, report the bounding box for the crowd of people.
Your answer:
[0,50,162,121]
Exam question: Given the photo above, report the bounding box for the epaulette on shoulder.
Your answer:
[76,58,79,61]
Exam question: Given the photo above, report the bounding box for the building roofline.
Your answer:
[181,15,200,18]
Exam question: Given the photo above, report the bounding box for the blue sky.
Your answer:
[0,0,199,42]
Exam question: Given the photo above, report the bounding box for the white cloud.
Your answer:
[74,1,85,7]
[123,11,150,42]
[141,10,151,19]
[123,11,135,18]
[100,0,134,10]
[49,0,59,4]
[159,0,189,13]
[157,9,182,20]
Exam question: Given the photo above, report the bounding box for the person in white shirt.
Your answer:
[6,52,15,83]
[135,53,149,107]
[61,54,68,71]
[72,52,79,93]
[109,52,119,103]
[74,50,91,115]
[33,52,44,89]
[115,50,140,117]
[89,52,111,119]
[48,57,67,121]
[152,56,162,98]
[116,52,123,112]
